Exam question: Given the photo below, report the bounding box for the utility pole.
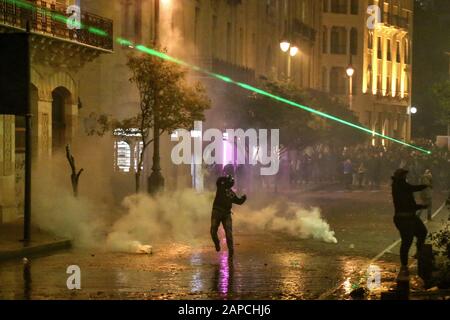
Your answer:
[148,0,165,195]
[154,0,160,45]
[23,21,32,244]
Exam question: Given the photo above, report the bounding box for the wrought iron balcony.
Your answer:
[212,58,256,84]
[292,19,316,43]
[0,0,113,51]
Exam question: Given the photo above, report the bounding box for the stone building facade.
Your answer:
[0,0,112,222]
[320,0,414,145]
[78,0,322,194]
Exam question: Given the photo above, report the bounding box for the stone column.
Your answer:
[65,103,79,147]
[0,115,17,223]
[34,98,52,159]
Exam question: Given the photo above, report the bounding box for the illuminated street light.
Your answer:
[289,46,299,57]
[280,41,291,53]
[410,106,418,114]
[346,65,355,77]
[346,64,355,110]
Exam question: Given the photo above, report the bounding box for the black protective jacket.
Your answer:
[213,184,246,214]
[391,178,427,215]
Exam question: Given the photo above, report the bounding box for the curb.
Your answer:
[0,239,72,261]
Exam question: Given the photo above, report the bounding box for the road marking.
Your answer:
[318,201,447,300]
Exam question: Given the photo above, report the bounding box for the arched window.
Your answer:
[115,141,131,173]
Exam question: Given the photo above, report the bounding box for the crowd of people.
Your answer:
[289,141,450,191]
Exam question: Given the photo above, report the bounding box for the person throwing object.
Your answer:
[391,168,428,277]
[211,175,247,259]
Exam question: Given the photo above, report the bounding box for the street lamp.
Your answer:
[280,41,291,53]
[410,106,417,114]
[289,46,299,57]
[279,40,298,81]
[346,64,355,110]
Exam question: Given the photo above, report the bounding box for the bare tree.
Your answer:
[123,49,210,194]
[66,145,83,197]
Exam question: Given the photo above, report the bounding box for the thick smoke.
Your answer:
[236,204,338,244]
[33,158,337,252]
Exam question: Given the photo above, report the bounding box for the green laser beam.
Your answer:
[6,0,108,37]
[133,45,431,154]
[5,0,431,154]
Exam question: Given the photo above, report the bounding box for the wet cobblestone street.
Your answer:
[1,189,447,300]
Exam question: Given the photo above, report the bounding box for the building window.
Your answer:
[396,41,401,63]
[322,26,328,53]
[134,141,144,172]
[212,15,218,57]
[377,37,382,59]
[368,31,373,49]
[350,28,357,55]
[330,67,346,94]
[350,0,358,15]
[322,67,328,91]
[404,39,410,64]
[330,26,347,54]
[330,0,347,14]
[115,141,131,173]
[239,27,244,65]
[387,39,391,61]
[377,74,382,94]
[194,7,200,50]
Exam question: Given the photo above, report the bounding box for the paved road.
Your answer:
[0,189,447,300]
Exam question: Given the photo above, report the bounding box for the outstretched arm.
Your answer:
[233,194,247,205]
[227,189,247,205]
[406,183,427,193]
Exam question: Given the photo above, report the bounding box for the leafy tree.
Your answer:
[432,79,450,136]
[120,50,210,193]
[237,80,365,154]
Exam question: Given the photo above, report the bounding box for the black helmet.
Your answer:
[217,175,235,188]
[392,168,409,180]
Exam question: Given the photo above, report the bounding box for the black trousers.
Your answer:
[394,215,428,266]
[211,209,234,255]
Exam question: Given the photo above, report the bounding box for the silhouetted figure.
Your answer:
[211,175,247,259]
[391,168,428,277]
[343,159,353,190]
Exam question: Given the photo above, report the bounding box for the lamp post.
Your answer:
[346,64,355,111]
[279,41,299,81]
[148,0,164,195]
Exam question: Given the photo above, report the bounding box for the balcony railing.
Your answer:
[212,58,255,84]
[0,0,113,51]
[382,13,409,30]
[292,19,316,43]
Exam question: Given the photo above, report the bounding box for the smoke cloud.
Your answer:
[33,173,337,252]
